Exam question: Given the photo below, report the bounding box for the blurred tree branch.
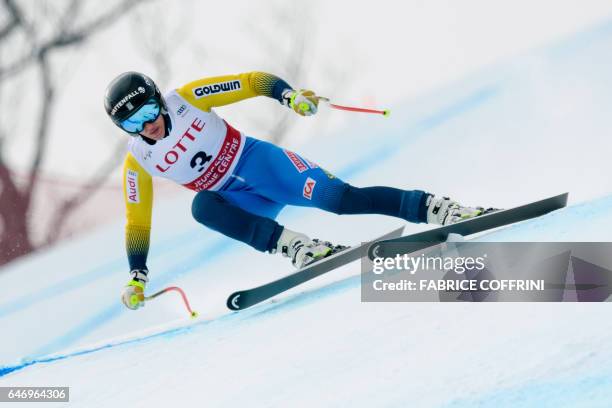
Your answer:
[44,141,126,245]
[244,1,350,145]
[131,1,187,88]
[0,0,150,264]
[0,0,147,80]
[0,0,22,41]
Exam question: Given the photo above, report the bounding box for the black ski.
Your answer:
[227,227,405,311]
[368,192,569,260]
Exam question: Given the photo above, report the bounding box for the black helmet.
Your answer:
[104,71,167,131]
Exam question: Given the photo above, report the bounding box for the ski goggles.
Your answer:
[119,98,161,133]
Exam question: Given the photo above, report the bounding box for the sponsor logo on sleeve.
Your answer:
[126,170,140,203]
[192,80,241,99]
[283,150,308,173]
[303,177,316,200]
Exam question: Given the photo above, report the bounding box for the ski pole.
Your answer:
[145,286,199,318]
[318,96,390,117]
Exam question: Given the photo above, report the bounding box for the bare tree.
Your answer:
[241,1,353,145]
[0,0,150,266]
[130,1,188,89]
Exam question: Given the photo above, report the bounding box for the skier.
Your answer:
[104,71,490,310]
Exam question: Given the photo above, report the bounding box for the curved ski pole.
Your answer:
[145,286,199,318]
[318,96,390,117]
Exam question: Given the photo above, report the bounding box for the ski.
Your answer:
[227,226,405,311]
[368,192,569,260]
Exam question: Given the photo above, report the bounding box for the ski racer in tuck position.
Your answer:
[104,71,491,310]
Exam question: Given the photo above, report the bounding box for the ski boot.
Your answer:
[274,228,347,269]
[426,195,497,226]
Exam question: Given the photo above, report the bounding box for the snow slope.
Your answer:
[2,18,612,408]
[2,198,612,407]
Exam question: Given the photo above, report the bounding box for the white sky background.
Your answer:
[7,0,612,181]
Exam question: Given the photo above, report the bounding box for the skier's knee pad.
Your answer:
[191,190,226,227]
[191,190,282,252]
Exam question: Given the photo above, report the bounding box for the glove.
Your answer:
[282,89,319,116]
[121,269,148,310]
